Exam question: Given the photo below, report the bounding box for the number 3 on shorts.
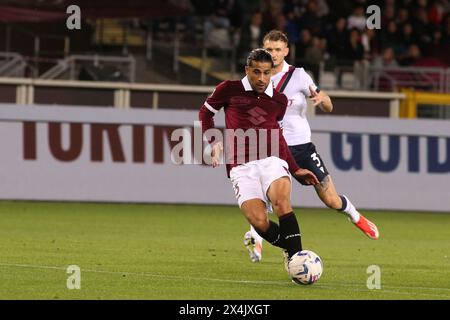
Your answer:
[233,183,241,200]
[311,152,321,167]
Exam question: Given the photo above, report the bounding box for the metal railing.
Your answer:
[2,23,70,78]
[39,54,136,82]
[368,66,449,93]
[146,17,239,85]
[0,52,27,77]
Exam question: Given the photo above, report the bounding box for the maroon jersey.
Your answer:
[199,76,300,177]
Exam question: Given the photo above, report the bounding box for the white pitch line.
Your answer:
[0,262,290,286]
[325,281,450,292]
[316,284,450,299]
[1,262,450,298]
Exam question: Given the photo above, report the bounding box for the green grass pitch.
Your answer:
[0,201,449,300]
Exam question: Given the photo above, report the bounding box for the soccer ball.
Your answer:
[288,250,323,285]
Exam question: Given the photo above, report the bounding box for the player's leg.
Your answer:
[290,143,379,239]
[250,224,263,246]
[266,176,302,259]
[240,199,286,250]
[244,203,269,262]
[314,175,357,219]
[314,176,379,239]
[231,164,286,261]
[244,225,263,262]
[241,200,265,262]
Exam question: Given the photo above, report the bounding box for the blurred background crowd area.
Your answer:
[168,0,450,70]
[0,0,449,91]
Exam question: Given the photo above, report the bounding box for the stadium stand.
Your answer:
[0,0,449,117]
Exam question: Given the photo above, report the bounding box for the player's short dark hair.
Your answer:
[246,48,274,67]
[263,30,289,45]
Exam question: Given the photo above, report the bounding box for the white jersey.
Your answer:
[271,61,318,146]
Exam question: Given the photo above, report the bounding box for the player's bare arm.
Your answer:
[309,85,333,112]
[210,141,223,168]
[293,168,320,185]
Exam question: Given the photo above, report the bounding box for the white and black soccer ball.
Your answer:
[288,250,323,285]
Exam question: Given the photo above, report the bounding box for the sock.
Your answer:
[278,212,302,258]
[250,224,264,246]
[338,195,360,223]
[254,220,285,250]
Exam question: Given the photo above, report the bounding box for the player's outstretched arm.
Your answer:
[309,85,333,112]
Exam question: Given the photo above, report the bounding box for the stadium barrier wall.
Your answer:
[0,77,405,117]
[0,103,449,212]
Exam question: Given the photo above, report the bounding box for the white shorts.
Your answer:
[229,156,292,208]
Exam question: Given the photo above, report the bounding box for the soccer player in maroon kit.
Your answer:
[198,48,319,267]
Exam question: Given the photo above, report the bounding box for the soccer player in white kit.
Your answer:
[244,30,379,263]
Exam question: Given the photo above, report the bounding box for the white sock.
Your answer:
[250,224,264,245]
[341,195,360,223]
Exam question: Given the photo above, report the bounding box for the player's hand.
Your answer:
[293,168,319,185]
[309,85,325,107]
[210,141,223,168]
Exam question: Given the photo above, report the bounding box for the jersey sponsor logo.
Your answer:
[247,107,268,126]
